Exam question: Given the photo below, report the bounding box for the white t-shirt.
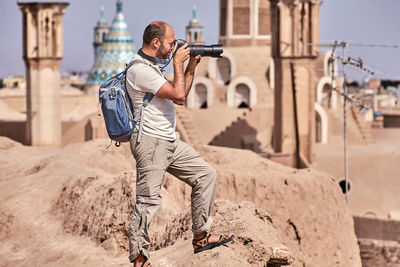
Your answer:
[126,53,176,141]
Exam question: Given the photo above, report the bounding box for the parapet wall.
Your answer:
[383,114,400,128]
[354,216,400,266]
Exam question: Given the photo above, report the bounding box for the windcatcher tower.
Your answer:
[219,0,271,46]
[87,0,136,85]
[186,6,203,44]
[18,2,69,146]
[270,0,321,167]
[210,0,274,109]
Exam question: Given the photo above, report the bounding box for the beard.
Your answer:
[156,42,170,59]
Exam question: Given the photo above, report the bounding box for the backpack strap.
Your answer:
[125,59,142,72]
[137,92,154,143]
[124,58,156,143]
[123,59,143,118]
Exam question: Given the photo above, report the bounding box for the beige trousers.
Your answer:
[128,133,217,262]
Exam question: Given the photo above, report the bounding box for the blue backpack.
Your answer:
[99,60,153,146]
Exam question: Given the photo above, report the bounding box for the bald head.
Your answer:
[143,21,172,46]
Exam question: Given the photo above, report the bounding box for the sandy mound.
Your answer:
[198,145,361,266]
[0,137,361,266]
[149,200,294,267]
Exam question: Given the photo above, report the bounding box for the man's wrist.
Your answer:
[186,65,196,75]
[187,59,198,70]
[173,61,183,68]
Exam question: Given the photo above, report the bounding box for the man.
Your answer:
[126,21,234,267]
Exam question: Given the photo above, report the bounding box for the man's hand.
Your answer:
[173,43,190,66]
[188,55,201,70]
[188,42,203,68]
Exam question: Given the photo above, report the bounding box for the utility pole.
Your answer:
[306,41,397,203]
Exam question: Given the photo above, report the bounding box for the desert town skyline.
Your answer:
[1,0,400,266]
[1,0,400,82]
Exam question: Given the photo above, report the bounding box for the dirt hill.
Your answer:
[0,137,361,266]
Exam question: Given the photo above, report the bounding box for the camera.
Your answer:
[174,39,223,58]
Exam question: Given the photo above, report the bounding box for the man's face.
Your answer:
[156,25,175,59]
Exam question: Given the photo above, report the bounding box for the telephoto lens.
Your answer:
[175,39,223,58]
[189,44,223,58]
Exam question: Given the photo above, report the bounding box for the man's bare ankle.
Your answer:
[193,231,207,239]
[133,254,146,267]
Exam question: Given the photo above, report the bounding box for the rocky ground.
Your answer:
[0,137,361,266]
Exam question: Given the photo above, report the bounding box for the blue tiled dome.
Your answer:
[87,0,136,84]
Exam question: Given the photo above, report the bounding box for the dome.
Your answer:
[87,0,136,84]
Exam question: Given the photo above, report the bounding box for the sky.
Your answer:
[1,0,399,82]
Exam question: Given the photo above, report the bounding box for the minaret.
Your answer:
[87,0,136,85]
[270,0,321,166]
[18,2,69,146]
[93,6,109,61]
[186,6,203,44]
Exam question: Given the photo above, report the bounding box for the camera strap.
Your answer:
[137,49,172,72]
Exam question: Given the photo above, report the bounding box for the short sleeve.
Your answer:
[128,64,167,95]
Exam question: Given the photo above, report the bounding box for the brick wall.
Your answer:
[358,239,400,266]
[233,0,250,35]
[354,216,400,241]
[258,0,270,35]
[220,0,227,36]
[383,114,400,128]
[354,216,400,266]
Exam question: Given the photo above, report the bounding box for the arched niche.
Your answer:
[235,83,250,108]
[195,84,208,109]
[227,76,257,108]
[208,50,237,86]
[314,102,328,144]
[217,57,231,85]
[187,77,214,109]
[316,76,337,109]
[323,50,338,78]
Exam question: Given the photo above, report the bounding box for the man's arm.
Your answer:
[156,44,190,105]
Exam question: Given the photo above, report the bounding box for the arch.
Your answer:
[314,102,328,144]
[227,76,257,108]
[208,50,237,86]
[235,83,250,108]
[216,57,231,85]
[187,77,214,109]
[195,84,208,109]
[363,211,377,218]
[315,108,322,143]
[323,50,338,78]
[321,83,331,108]
[316,76,337,109]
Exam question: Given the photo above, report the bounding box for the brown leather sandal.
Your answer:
[192,232,235,254]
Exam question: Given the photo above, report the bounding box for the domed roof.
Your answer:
[87,0,136,84]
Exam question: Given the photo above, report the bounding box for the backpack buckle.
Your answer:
[109,88,116,100]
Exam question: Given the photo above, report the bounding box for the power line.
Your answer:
[307,40,397,203]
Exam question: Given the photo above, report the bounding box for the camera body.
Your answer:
[175,39,223,58]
